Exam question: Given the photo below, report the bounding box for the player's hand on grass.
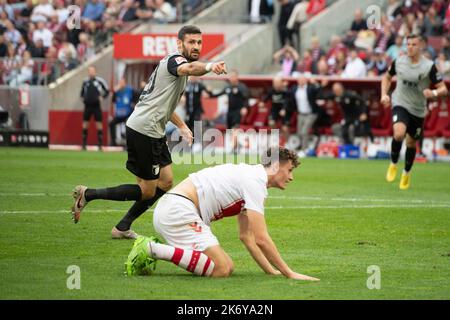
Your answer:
[179,126,193,146]
[380,94,390,107]
[212,61,227,75]
[287,271,320,281]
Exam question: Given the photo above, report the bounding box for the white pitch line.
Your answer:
[269,195,450,205]
[1,204,450,215]
[1,193,450,205]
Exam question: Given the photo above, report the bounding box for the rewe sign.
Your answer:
[113,33,225,60]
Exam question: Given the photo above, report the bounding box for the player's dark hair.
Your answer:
[406,34,423,41]
[261,146,300,168]
[178,25,202,40]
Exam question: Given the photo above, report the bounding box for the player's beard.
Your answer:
[183,45,200,62]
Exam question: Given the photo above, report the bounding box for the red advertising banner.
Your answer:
[113,33,225,60]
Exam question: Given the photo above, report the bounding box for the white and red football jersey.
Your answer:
[189,163,268,225]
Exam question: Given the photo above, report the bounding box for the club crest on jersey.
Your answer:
[175,56,187,65]
[152,165,160,175]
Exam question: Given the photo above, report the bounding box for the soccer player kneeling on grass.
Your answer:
[125,147,319,280]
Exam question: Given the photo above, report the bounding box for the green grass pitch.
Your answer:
[0,147,449,299]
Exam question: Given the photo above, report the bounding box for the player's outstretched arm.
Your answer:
[246,210,319,281]
[177,61,228,77]
[238,212,281,275]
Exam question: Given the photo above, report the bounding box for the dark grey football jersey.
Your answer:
[126,52,188,138]
[389,55,443,118]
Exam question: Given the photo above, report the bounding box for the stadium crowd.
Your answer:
[0,0,206,85]
[274,0,450,78]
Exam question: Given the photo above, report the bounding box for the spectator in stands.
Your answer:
[103,0,121,20]
[315,57,329,75]
[296,49,313,74]
[63,48,79,71]
[77,32,95,62]
[341,49,367,78]
[2,42,20,84]
[309,36,325,73]
[3,20,22,49]
[277,0,295,47]
[366,48,389,76]
[109,77,138,146]
[249,0,274,23]
[100,19,118,46]
[441,36,450,60]
[54,0,70,25]
[48,14,64,36]
[329,50,347,76]
[436,52,450,78]
[344,8,368,47]
[82,0,106,22]
[374,21,395,53]
[31,0,56,23]
[398,13,421,37]
[184,76,213,133]
[273,44,299,77]
[0,33,7,57]
[0,0,14,21]
[401,0,422,17]
[136,0,154,21]
[432,0,447,20]
[326,35,348,74]
[445,3,450,31]
[58,40,77,64]
[33,19,53,48]
[39,45,59,84]
[29,38,46,58]
[326,35,348,63]
[420,6,443,36]
[8,50,34,87]
[18,0,35,25]
[152,0,176,23]
[290,74,323,156]
[118,0,138,23]
[421,35,437,60]
[386,35,405,60]
[386,0,402,21]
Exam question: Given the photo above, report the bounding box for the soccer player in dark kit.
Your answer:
[71,25,228,238]
[381,34,448,190]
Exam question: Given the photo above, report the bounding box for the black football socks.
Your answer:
[404,147,416,172]
[116,187,167,231]
[84,184,141,202]
[391,139,402,164]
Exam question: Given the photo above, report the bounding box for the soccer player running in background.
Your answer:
[125,147,319,281]
[381,34,448,190]
[71,25,228,239]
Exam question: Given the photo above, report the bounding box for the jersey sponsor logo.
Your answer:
[402,80,418,88]
[393,114,398,122]
[175,56,187,65]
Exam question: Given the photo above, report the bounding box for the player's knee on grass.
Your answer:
[211,262,234,278]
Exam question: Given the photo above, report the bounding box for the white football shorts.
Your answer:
[153,193,219,251]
